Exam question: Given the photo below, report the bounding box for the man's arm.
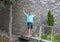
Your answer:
[23,10,26,14]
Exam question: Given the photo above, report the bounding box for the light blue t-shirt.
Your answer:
[25,13,35,23]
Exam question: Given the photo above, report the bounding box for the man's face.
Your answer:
[29,11,32,15]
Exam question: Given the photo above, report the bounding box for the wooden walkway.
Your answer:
[18,35,52,42]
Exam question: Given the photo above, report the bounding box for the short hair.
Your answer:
[29,10,32,12]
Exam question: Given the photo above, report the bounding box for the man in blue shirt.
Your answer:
[23,10,35,37]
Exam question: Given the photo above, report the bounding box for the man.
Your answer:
[23,10,35,37]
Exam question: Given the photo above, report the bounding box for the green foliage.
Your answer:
[34,33,42,37]
[47,35,60,42]
[47,10,54,26]
[47,10,54,34]
[47,10,51,26]
[34,33,60,42]
[0,35,3,42]
[0,0,3,1]
[42,34,60,42]
[54,37,60,42]
[10,0,16,5]
[46,34,51,40]
[0,0,16,9]
[51,14,54,26]
[45,34,54,41]
[0,1,4,9]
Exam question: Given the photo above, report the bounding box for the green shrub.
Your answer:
[41,34,54,41]
[34,33,42,37]
[0,1,4,9]
[47,10,54,34]
[34,33,60,42]
[42,34,60,42]
[10,0,16,5]
[0,35,3,42]
[54,37,60,42]
[46,34,51,40]
[46,34,54,41]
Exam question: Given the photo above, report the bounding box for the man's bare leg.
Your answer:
[28,28,32,36]
[30,29,32,36]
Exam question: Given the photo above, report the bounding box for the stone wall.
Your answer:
[12,0,60,35]
[0,0,60,36]
[12,0,41,35]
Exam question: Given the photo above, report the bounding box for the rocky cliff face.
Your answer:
[12,0,60,35]
[0,1,9,32]
[0,0,60,36]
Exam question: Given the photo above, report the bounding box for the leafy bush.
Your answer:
[47,10,54,34]
[0,1,4,9]
[34,33,60,42]
[54,37,60,42]
[34,33,42,37]
[45,34,54,41]
[0,35,3,42]
[10,0,16,5]
[42,34,60,42]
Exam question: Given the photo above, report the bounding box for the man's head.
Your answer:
[28,10,32,15]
